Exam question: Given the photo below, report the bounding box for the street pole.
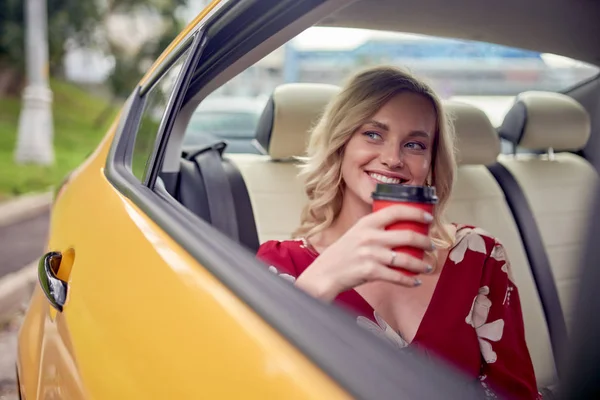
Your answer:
[15,0,54,165]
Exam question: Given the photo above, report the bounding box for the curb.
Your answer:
[0,263,37,324]
[0,192,53,228]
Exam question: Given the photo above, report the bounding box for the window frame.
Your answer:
[130,45,193,182]
[106,34,200,188]
[134,35,203,185]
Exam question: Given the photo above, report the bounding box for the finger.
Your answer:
[362,204,433,229]
[371,248,432,274]
[371,230,435,251]
[370,263,423,287]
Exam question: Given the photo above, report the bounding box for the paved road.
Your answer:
[0,311,23,400]
[0,211,50,279]
[0,325,19,400]
[0,210,49,400]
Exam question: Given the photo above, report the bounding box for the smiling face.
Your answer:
[340,92,437,209]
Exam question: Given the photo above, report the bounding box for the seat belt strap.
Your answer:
[188,143,239,241]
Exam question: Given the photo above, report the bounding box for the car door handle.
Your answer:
[38,251,68,312]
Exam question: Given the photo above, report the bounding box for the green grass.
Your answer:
[0,80,120,200]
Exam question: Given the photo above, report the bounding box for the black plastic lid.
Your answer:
[372,184,438,204]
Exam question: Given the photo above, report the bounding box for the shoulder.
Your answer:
[454,224,504,249]
[257,239,317,277]
[449,224,508,264]
[257,239,312,259]
[451,224,515,282]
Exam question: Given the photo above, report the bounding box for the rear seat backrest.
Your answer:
[227,83,340,242]
[445,101,557,387]
[498,91,600,331]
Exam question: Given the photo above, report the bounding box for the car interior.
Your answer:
[150,0,600,396]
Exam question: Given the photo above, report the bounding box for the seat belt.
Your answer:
[187,142,239,242]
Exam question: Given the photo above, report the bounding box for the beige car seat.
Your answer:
[497,91,599,333]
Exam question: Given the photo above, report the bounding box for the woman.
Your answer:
[257,66,541,399]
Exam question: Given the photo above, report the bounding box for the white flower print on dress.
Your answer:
[490,243,506,262]
[490,241,517,305]
[357,312,408,350]
[466,286,505,363]
[491,242,516,284]
[502,284,515,306]
[268,266,296,283]
[449,227,489,264]
[478,375,499,399]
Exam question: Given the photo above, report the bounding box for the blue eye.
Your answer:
[364,131,382,140]
[405,142,426,150]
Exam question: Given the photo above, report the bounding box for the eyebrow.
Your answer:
[366,120,431,139]
[367,119,389,131]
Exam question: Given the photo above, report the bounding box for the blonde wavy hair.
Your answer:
[293,65,457,249]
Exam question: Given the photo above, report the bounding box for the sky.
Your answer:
[290,27,428,50]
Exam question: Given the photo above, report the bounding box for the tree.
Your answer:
[7,0,190,164]
[0,0,103,95]
[93,0,188,127]
[0,0,188,97]
[105,0,188,97]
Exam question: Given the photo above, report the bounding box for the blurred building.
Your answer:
[221,34,599,98]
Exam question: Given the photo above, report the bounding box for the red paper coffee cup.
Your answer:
[372,184,438,276]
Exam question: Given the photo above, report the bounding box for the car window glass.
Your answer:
[182,95,267,154]
[132,48,191,181]
[183,27,598,155]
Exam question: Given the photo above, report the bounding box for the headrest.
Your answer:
[254,83,340,159]
[499,91,590,151]
[445,100,500,166]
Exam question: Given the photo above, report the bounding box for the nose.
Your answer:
[380,145,404,169]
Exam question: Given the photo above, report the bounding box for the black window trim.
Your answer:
[138,0,234,96]
[145,34,208,187]
[125,33,198,183]
[104,1,483,399]
[139,35,196,98]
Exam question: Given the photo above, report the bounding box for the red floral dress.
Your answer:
[257,224,542,399]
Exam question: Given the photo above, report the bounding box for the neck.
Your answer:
[313,189,371,250]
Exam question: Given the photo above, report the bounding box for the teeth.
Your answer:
[369,173,401,184]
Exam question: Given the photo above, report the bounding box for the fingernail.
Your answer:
[424,212,433,222]
[431,241,436,250]
[425,264,433,273]
[414,278,422,287]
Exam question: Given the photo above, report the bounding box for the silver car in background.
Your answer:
[183,96,267,153]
